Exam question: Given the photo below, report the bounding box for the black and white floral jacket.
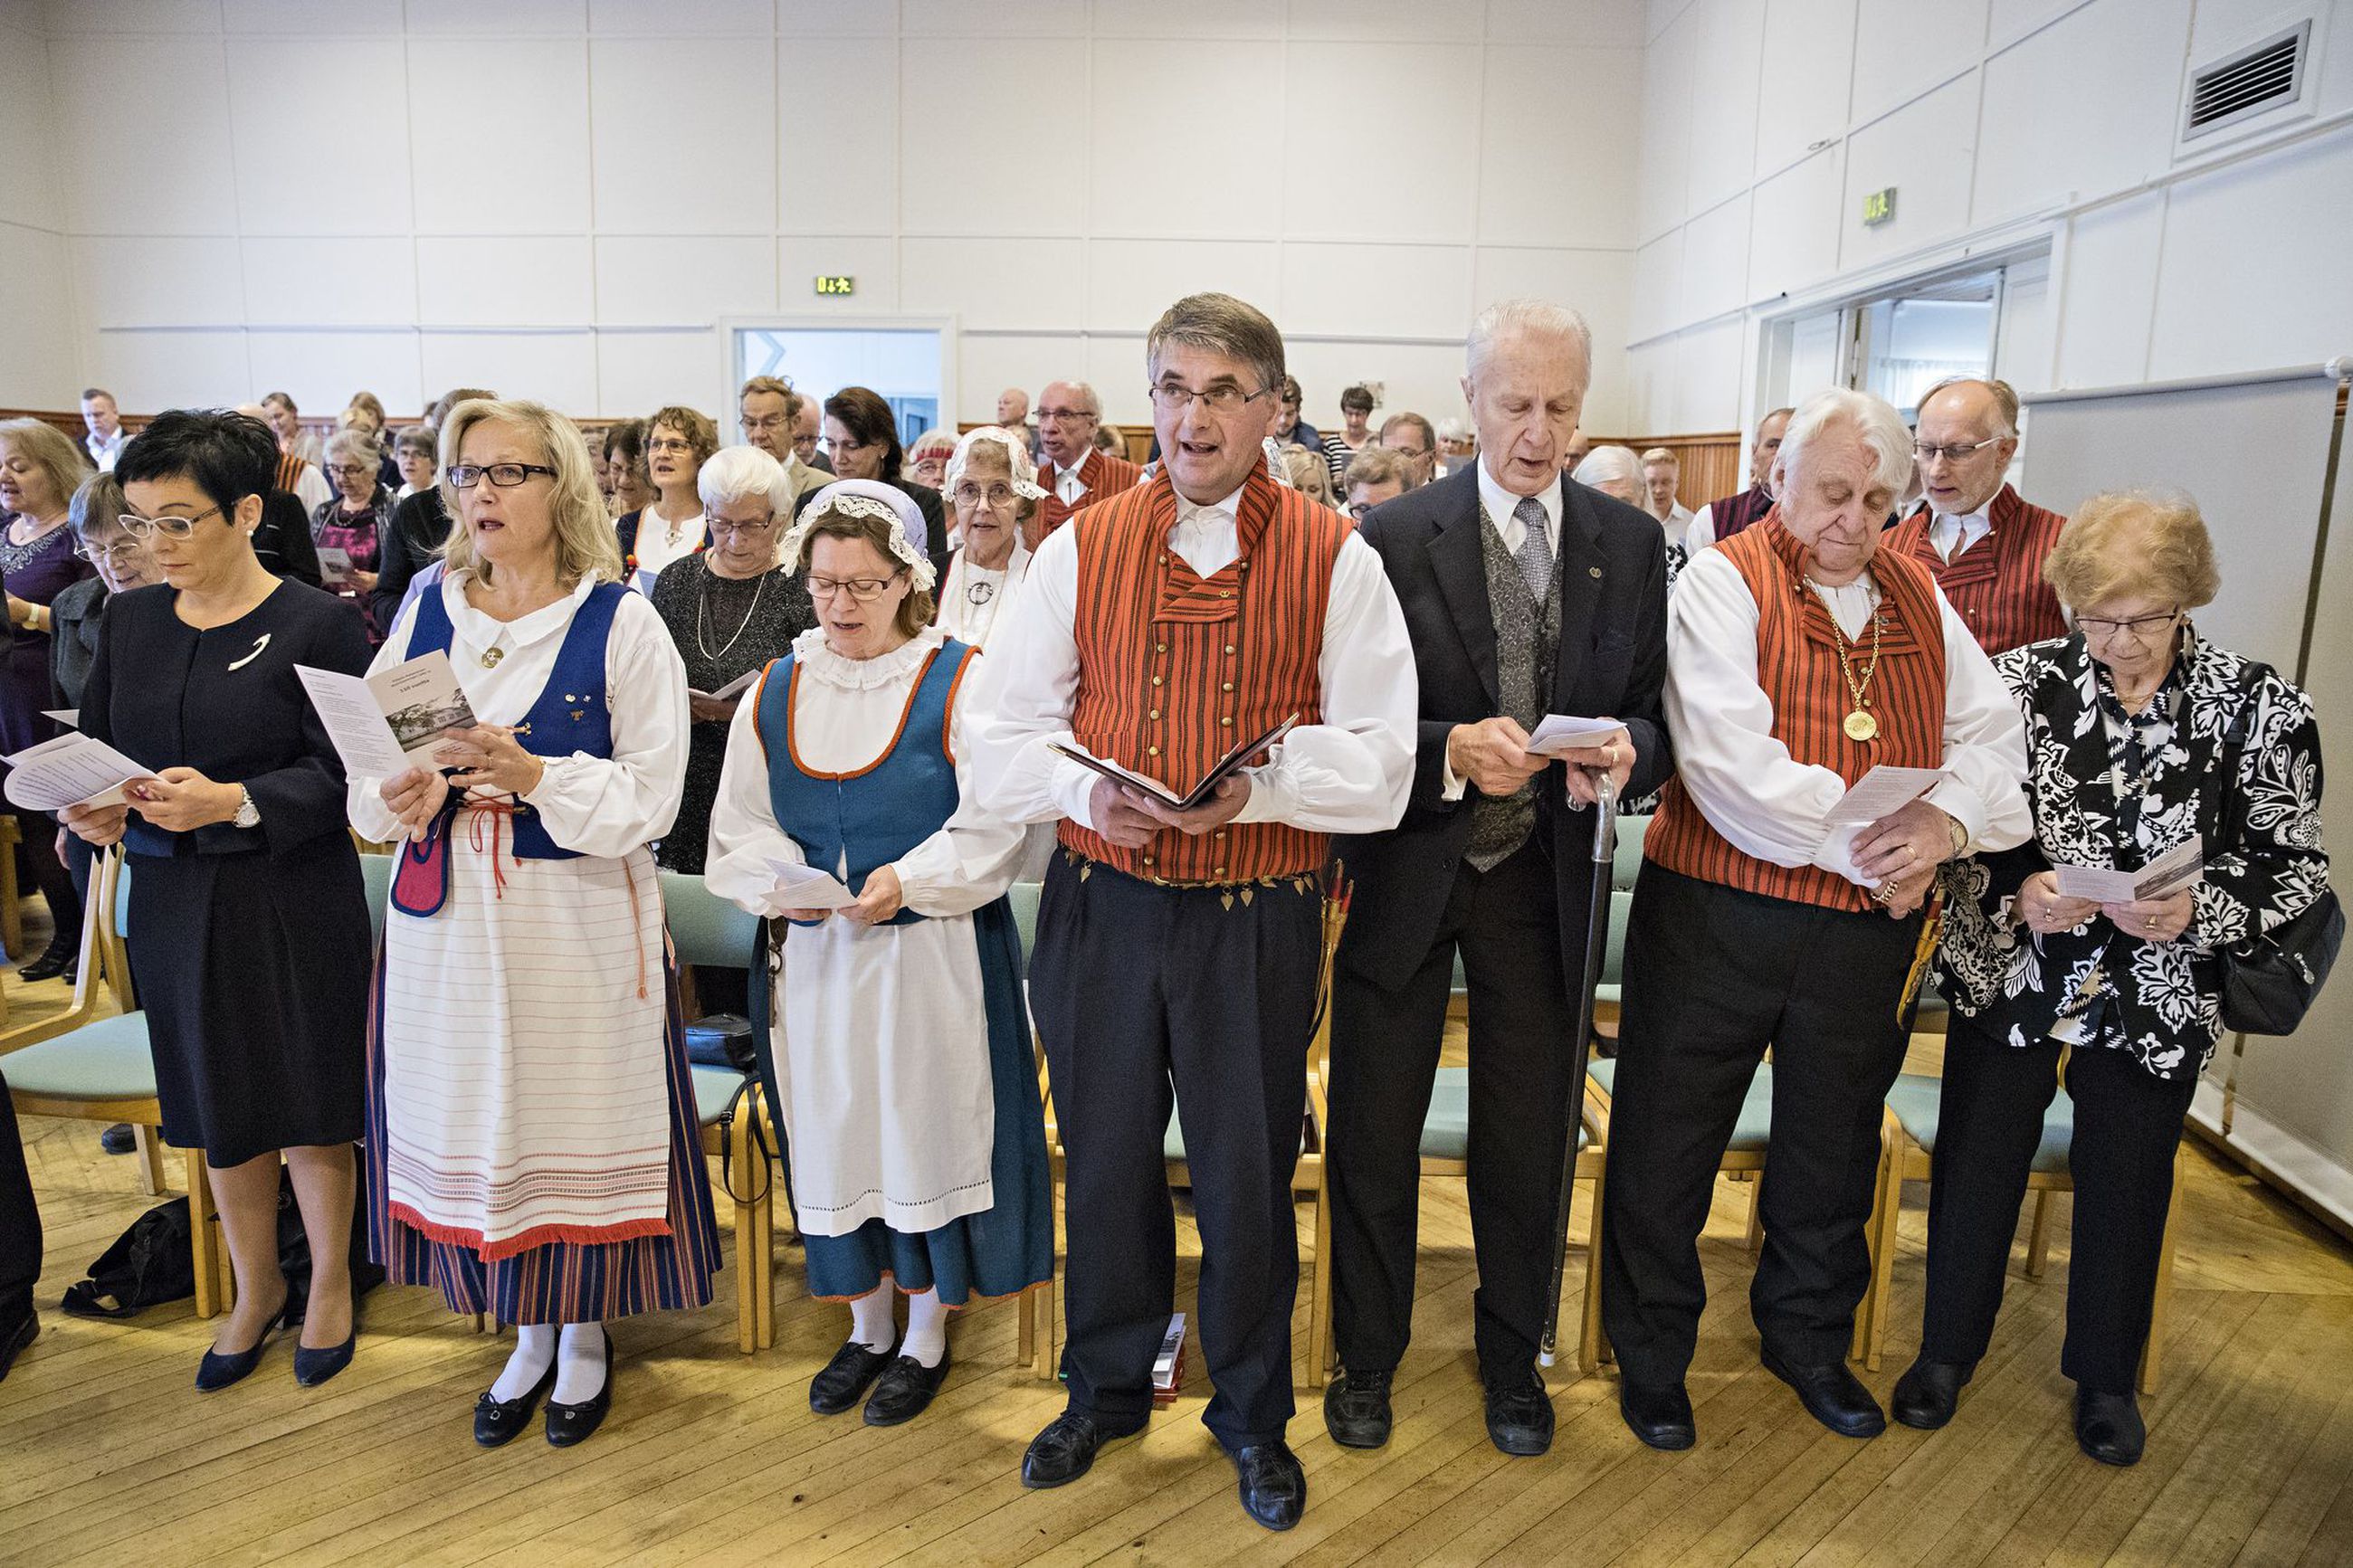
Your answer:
[1936,625,2329,1079]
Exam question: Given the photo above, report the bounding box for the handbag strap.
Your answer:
[714,1077,775,1206]
[2209,660,2273,858]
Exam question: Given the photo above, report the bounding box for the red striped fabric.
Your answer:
[1058,467,1345,884]
[1706,483,1776,542]
[1883,484,2069,654]
[1646,512,1949,913]
[1036,447,1144,539]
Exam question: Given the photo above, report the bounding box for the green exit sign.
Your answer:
[1862,186,1897,227]
[814,274,855,297]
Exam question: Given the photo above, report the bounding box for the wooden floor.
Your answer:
[6,994,2353,1566]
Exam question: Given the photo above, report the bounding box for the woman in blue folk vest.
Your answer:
[705,480,1050,1428]
[348,398,717,1451]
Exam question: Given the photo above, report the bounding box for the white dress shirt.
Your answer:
[86,430,125,473]
[630,505,707,592]
[1053,451,1091,506]
[1929,507,1993,563]
[963,480,1417,837]
[1473,458,1560,557]
[1663,546,2031,886]
[1682,501,1718,552]
[936,540,1032,651]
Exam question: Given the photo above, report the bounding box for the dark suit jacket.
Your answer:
[257,490,323,590]
[1336,467,1672,984]
[368,489,449,629]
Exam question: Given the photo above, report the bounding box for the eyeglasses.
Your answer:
[444,462,557,489]
[1148,381,1272,416]
[647,437,697,456]
[328,464,375,480]
[741,415,789,433]
[807,572,904,602]
[2078,608,2180,641]
[72,537,148,564]
[1348,501,1377,519]
[707,517,779,538]
[953,481,1018,508]
[1912,439,2001,463]
[1035,407,1094,425]
[118,505,224,538]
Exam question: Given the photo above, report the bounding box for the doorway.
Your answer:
[726,322,951,449]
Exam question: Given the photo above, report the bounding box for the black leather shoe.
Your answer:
[546,1336,614,1448]
[863,1349,950,1427]
[1021,1410,1144,1489]
[809,1335,899,1415]
[19,940,71,984]
[1761,1344,1885,1438]
[473,1361,556,1448]
[99,1123,136,1156]
[1322,1367,1394,1449]
[294,1332,357,1388]
[1228,1440,1306,1531]
[0,1310,36,1381]
[1483,1376,1556,1457]
[2075,1387,2146,1467]
[1891,1355,1974,1430]
[1618,1377,1697,1450]
[195,1311,285,1392]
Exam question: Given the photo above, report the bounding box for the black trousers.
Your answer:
[1601,863,1922,1383]
[1327,838,1575,1383]
[0,1071,39,1322]
[1028,855,1322,1450]
[1920,1012,2197,1393]
[12,806,80,959]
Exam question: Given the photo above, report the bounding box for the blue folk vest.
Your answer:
[751,638,975,928]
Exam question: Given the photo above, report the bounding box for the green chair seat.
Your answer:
[1010,881,1041,958]
[1415,1067,1587,1161]
[691,1063,753,1127]
[359,853,393,944]
[662,870,765,971]
[1164,1114,1307,1164]
[1887,1070,2073,1174]
[1612,814,1648,891]
[4,1012,156,1101]
[1590,1056,1774,1153]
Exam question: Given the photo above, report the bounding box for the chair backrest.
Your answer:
[660,869,763,971]
[111,854,133,941]
[1007,880,1042,960]
[1600,889,1634,986]
[1612,814,1649,892]
[358,854,393,946]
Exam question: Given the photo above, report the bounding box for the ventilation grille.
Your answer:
[2183,21,2311,144]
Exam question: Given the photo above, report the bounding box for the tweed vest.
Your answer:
[1464,505,1559,870]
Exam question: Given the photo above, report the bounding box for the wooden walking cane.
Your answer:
[1538,770,1617,1369]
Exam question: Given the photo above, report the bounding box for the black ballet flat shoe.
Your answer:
[472,1361,557,1448]
[0,1309,37,1382]
[19,941,72,984]
[1891,1355,1974,1430]
[2074,1387,2146,1467]
[546,1336,615,1449]
[99,1123,136,1155]
[1227,1440,1307,1532]
[1322,1366,1395,1449]
[293,1332,357,1388]
[1020,1410,1146,1489]
[862,1348,951,1427]
[809,1335,900,1415]
[195,1315,284,1392]
[1483,1374,1556,1457]
[1618,1376,1697,1449]
[1761,1344,1885,1439]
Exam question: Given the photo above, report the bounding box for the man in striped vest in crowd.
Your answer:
[1601,387,2031,1450]
[1682,404,1792,551]
[968,293,1415,1531]
[1881,376,2069,654]
[1031,379,1144,546]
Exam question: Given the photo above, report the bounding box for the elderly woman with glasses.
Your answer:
[647,445,815,876]
[1897,490,2330,1465]
[935,426,1044,652]
[616,404,717,594]
[705,479,1049,1430]
[312,427,392,637]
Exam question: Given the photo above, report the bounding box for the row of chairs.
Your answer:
[2,835,2178,1396]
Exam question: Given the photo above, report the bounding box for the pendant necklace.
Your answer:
[1808,575,1884,742]
[697,566,767,661]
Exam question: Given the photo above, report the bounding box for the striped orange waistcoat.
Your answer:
[1646,512,1948,913]
[1882,483,2068,655]
[1059,467,1346,885]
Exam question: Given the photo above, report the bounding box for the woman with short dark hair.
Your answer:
[1320,383,1377,487]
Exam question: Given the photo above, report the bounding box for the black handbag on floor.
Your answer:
[2214,664,2343,1036]
[61,1196,195,1318]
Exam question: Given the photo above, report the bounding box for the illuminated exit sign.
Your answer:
[814,274,856,296]
[1862,186,1897,227]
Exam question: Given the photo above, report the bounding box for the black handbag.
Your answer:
[2213,664,2343,1036]
[685,1012,757,1072]
[61,1196,195,1317]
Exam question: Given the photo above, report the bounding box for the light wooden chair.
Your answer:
[1860,1069,2184,1391]
[0,814,22,960]
[0,848,230,1316]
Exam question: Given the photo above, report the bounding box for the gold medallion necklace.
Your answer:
[1806,575,1883,742]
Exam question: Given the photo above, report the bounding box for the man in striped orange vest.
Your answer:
[968,293,1415,1532]
[1601,388,2031,1451]
[1031,379,1143,546]
[1882,377,2069,654]
[1683,405,1791,551]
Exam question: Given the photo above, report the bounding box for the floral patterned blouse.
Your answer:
[1936,623,2329,1079]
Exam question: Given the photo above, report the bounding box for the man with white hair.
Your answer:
[1601,388,2030,1450]
[1881,377,2067,653]
[1323,299,1670,1459]
[1640,446,1692,537]
[1031,380,1141,545]
[1685,406,1792,551]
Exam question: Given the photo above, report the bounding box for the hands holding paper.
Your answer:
[124,768,243,833]
[436,726,546,798]
[1853,799,1959,918]
[2102,889,2193,944]
[1541,724,1634,807]
[60,797,129,849]
[378,766,451,841]
[2014,870,2101,936]
[774,859,904,925]
[1448,717,1548,799]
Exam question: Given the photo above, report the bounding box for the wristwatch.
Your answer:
[1943,812,1968,858]
[232,786,260,830]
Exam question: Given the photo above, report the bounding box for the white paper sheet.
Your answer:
[1,733,152,812]
[689,668,760,703]
[1824,765,1945,826]
[767,858,858,909]
[2053,834,2205,903]
[40,708,76,727]
[316,546,354,586]
[1524,713,1626,756]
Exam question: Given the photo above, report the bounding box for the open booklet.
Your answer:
[316,546,356,589]
[1050,714,1299,813]
[2053,834,2204,904]
[2,731,154,813]
[688,669,760,705]
[296,650,479,780]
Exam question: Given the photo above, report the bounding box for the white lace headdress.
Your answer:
[780,479,938,592]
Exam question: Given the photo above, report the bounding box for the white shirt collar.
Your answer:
[1173,481,1243,527]
[1474,457,1560,550]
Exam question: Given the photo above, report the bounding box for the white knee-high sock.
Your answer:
[490,1323,556,1402]
[903,1289,949,1368]
[554,1320,608,1403]
[849,1286,896,1353]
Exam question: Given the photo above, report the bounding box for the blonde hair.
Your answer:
[2044,489,2220,613]
[437,399,622,588]
[0,418,95,516]
[1278,442,1335,505]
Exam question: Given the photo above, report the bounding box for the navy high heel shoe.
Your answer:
[195,1308,285,1392]
[293,1331,357,1387]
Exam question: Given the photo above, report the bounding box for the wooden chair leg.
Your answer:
[1745,1168,1766,1253]
[1038,1161,1062,1380]
[132,1123,165,1197]
[2025,1187,2054,1278]
[0,832,22,960]
[186,1149,221,1320]
[1309,1162,1334,1387]
[1859,1125,1904,1370]
[729,1135,757,1356]
[2139,1145,2187,1395]
[1579,1159,1608,1374]
[472,1312,486,1333]
[1017,1284,1035,1368]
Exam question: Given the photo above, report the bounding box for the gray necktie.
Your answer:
[1513,496,1553,597]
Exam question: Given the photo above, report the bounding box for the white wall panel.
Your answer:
[778,37,897,236]
[1685,0,1767,214]
[40,0,217,33]
[1973,0,2189,226]
[774,234,900,314]
[51,36,237,236]
[596,328,725,416]
[963,335,1091,425]
[244,330,424,417]
[1837,71,1980,271]
[1672,316,1747,430]
[901,39,1083,237]
[409,40,590,235]
[1286,0,1444,41]
[1752,0,1856,177]
[900,0,1084,34]
[227,40,413,234]
[1746,144,1843,299]
[1624,339,1672,431]
[1630,229,1685,341]
[224,0,405,32]
[1279,244,1472,340]
[1987,0,2087,48]
[1479,46,1643,251]
[1849,0,1985,126]
[243,239,417,327]
[71,236,244,328]
[901,236,1087,331]
[1283,43,1482,244]
[1091,43,1281,240]
[1636,7,1696,239]
[0,224,76,405]
[0,31,61,233]
[418,331,596,413]
[1678,194,1751,321]
[416,237,595,327]
[588,0,772,33]
[775,0,898,38]
[1080,335,1156,428]
[591,38,773,235]
[1490,0,1648,46]
[595,236,775,325]
[1090,0,1280,36]
[403,0,586,34]
[85,329,253,412]
[2047,191,2164,387]
[1085,240,1281,335]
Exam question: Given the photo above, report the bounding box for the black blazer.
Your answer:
[1336,467,1672,983]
